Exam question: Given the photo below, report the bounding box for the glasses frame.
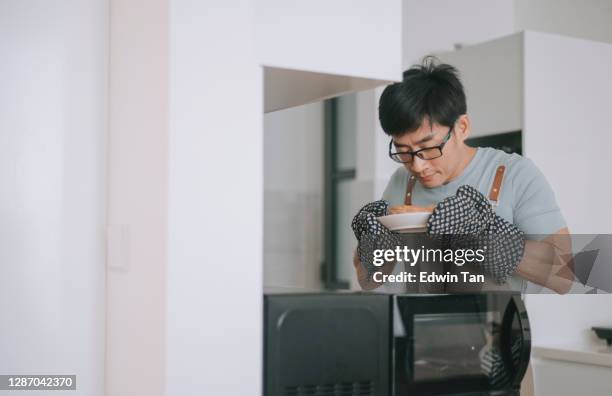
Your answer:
[388,123,456,163]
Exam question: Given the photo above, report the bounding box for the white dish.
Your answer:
[377,212,431,233]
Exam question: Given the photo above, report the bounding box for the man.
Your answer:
[352,57,573,293]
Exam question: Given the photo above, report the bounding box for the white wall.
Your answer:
[402,0,515,68]
[0,1,107,395]
[344,89,400,289]
[166,1,262,395]
[515,0,612,44]
[264,103,324,289]
[403,0,612,72]
[355,88,401,189]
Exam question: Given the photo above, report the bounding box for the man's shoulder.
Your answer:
[479,148,556,207]
[478,147,525,167]
[478,147,538,178]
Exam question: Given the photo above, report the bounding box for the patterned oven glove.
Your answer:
[426,185,525,284]
[351,200,400,278]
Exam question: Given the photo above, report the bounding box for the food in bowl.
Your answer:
[388,204,435,215]
[378,205,433,233]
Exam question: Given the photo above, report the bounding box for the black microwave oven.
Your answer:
[264,292,530,396]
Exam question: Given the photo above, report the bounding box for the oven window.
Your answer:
[412,312,500,382]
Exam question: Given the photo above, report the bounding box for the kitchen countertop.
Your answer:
[532,344,612,367]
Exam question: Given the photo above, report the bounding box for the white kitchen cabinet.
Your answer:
[264,67,392,112]
[258,0,403,111]
[532,346,612,396]
[436,33,523,138]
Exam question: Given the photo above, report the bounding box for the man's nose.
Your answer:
[409,156,427,173]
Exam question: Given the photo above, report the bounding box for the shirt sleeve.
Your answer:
[511,157,567,236]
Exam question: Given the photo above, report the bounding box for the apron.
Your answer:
[401,165,508,293]
[403,165,506,205]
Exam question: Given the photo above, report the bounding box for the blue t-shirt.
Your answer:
[381,147,567,292]
[382,147,566,235]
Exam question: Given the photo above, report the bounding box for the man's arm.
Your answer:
[508,157,573,293]
[516,227,574,294]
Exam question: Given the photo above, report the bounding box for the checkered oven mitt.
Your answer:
[426,185,525,284]
[351,200,400,278]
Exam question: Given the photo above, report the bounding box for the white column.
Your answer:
[166,1,263,395]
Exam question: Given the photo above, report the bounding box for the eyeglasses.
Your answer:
[388,124,455,163]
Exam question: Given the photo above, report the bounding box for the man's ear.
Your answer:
[455,114,471,142]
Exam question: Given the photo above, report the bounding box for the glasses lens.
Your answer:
[416,148,443,160]
[391,152,413,163]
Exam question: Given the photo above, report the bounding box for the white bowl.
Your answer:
[377,212,431,233]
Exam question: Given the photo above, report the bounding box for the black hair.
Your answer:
[378,56,467,137]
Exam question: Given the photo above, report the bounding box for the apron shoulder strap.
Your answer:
[404,174,417,205]
[488,165,506,204]
[403,164,507,205]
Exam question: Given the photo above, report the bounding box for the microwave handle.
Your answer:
[500,295,531,388]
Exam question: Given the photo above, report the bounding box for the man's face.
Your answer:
[391,117,470,188]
